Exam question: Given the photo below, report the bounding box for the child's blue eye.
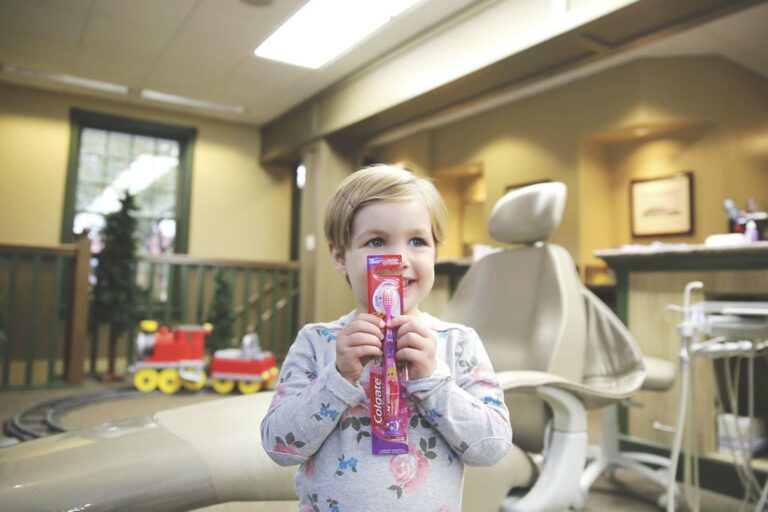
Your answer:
[366,237,385,248]
[410,237,428,247]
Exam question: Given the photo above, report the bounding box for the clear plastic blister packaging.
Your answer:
[367,254,408,455]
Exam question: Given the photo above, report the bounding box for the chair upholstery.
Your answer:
[442,181,646,510]
[0,389,534,512]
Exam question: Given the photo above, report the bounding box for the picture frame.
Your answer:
[630,172,694,237]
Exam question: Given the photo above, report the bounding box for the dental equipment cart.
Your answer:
[671,282,768,512]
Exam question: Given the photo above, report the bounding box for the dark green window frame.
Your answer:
[61,108,197,254]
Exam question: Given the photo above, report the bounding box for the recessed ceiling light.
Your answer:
[139,89,245,115]
[0,63,129,94]
[254,0,422,69]
[633,127,650,137]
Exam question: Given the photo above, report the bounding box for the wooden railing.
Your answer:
[88,254,300,380]
[0,235,91,389]
[0,240,300,389]
[136,255,298,353]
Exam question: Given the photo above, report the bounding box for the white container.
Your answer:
[717,413,767,456]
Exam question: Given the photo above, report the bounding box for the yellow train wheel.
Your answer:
[265,368,279,390]
[238,379,262,394]
[182,369,207,391]
[158,368,182,394]
[211,378,235,394]
[134,368,158,392]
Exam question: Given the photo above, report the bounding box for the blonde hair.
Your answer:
[324,164,447,252]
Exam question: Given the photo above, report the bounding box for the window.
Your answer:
[62,109,196,255]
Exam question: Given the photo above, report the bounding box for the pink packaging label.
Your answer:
[367,254,408,455]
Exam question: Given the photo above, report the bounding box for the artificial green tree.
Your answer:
[93,192,141,379]
[205,270,235,354]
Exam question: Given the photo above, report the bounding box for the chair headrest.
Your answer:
[488,181,566,244]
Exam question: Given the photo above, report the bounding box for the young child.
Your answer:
[261,165,512,511]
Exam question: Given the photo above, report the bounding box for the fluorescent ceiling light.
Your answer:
[140,89,245,115]
[0,64,129,94]
[254,0,421,69]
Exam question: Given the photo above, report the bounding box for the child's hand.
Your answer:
[389,315,437,380]
[335,313,384,384]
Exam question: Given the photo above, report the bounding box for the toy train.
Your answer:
[128,321,279,395]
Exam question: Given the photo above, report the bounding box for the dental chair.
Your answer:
[441,181,646,511]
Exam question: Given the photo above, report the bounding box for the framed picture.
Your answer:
[630,172,694,237]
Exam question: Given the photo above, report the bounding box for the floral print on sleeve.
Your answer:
[407,326,512,466]
[261,326,366,466]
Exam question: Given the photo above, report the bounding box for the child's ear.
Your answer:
[328,243,347,277]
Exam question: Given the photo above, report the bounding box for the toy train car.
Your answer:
[128,321,279,395]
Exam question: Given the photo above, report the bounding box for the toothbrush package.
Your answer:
[367,254,408,455]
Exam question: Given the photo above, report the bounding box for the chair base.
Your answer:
[503,388,589,512]
[503,430,587,512]
[575,405,679,510]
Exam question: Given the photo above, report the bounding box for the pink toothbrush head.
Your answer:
[382,287,395,321]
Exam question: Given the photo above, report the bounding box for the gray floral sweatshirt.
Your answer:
[260,311,512,512]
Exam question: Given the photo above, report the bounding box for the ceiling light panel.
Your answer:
[254,0,422,69]
[0,64,129,94]
[139,89,245,115]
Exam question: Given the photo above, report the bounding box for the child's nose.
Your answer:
[398,252,410,269]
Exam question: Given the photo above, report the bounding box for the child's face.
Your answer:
[330,198,436,316]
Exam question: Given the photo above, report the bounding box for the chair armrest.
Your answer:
[496,368,638,410]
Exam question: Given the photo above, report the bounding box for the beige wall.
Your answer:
[370,57,768,272]
[298,139,357,325]
[0,82,292,261]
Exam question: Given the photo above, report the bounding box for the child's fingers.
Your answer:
[396,331,434,352]
[339,343,382,358]
[386,315,413,329]
[343,332,382,348]
[344,319,384,339]
[395,346,425,363]
[356,314,386,329]
[392,318,434,341]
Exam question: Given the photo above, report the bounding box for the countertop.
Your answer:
[595,241,768,271]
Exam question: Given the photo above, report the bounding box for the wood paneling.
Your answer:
[627,270,768,453]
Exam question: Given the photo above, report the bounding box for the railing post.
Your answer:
[67,233,91,384]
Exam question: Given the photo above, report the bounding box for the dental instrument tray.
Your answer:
[698,301,768,340]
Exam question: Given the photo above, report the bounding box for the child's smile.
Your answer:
[330,198,436,317]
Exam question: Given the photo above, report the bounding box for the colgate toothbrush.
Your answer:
[382,287,402,437]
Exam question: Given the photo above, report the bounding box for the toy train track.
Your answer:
[3,389,147,442]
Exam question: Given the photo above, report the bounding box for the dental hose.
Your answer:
[667,342,690,512]
[668,281,703,512]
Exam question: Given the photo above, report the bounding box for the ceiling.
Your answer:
[1,0,767,129]
[0,0,484,124]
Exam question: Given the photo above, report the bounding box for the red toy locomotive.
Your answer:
[129,321,278,395]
